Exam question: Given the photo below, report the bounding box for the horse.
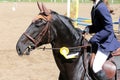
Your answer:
[16,2,120,80]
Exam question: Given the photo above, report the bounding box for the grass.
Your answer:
[0,0,119,3]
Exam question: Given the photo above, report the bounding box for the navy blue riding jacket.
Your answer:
[88,1,120,52]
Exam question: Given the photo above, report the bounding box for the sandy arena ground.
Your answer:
[0,2,120,80]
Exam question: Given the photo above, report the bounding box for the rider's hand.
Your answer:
[82,26,89,34]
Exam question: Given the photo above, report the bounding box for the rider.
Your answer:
[83,0,120,79]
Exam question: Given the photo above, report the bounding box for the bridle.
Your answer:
[23,13,91,50]
[24,13,52,47]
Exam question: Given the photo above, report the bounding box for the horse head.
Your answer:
[16,2,82,56]
[16,3,55,55]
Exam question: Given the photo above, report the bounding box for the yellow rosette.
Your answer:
[60,47,78,59]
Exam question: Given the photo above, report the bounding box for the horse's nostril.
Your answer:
[16,47,22,55]
[18,49,21,55]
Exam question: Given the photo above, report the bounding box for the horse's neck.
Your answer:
[50,13,82,47]
[51,27,82,48]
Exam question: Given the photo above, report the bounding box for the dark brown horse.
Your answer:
[16,2,120,80]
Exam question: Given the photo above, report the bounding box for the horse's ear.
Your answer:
[41,3,50,15]
[37,1,43,12]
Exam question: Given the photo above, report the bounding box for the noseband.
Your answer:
[24,14,52,47]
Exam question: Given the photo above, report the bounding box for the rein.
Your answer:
[37,44,91,51]
[24,14,91,51]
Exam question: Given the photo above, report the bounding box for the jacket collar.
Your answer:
[93,0,103,8]
[94,0,100,7]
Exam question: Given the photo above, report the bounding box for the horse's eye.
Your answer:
[35,19,42,24]
[35,19,47,27]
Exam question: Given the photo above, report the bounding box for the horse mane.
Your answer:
[51,11,82,40]
[52,11,74,27]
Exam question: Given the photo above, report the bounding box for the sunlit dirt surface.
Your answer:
[0,2,119,80]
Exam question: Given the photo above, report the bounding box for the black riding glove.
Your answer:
[82,26,89,34]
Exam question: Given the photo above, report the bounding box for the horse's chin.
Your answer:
[17,46,33,56]
[24,47,31,55]
[16,44,35,56]
[16,41,36,56]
